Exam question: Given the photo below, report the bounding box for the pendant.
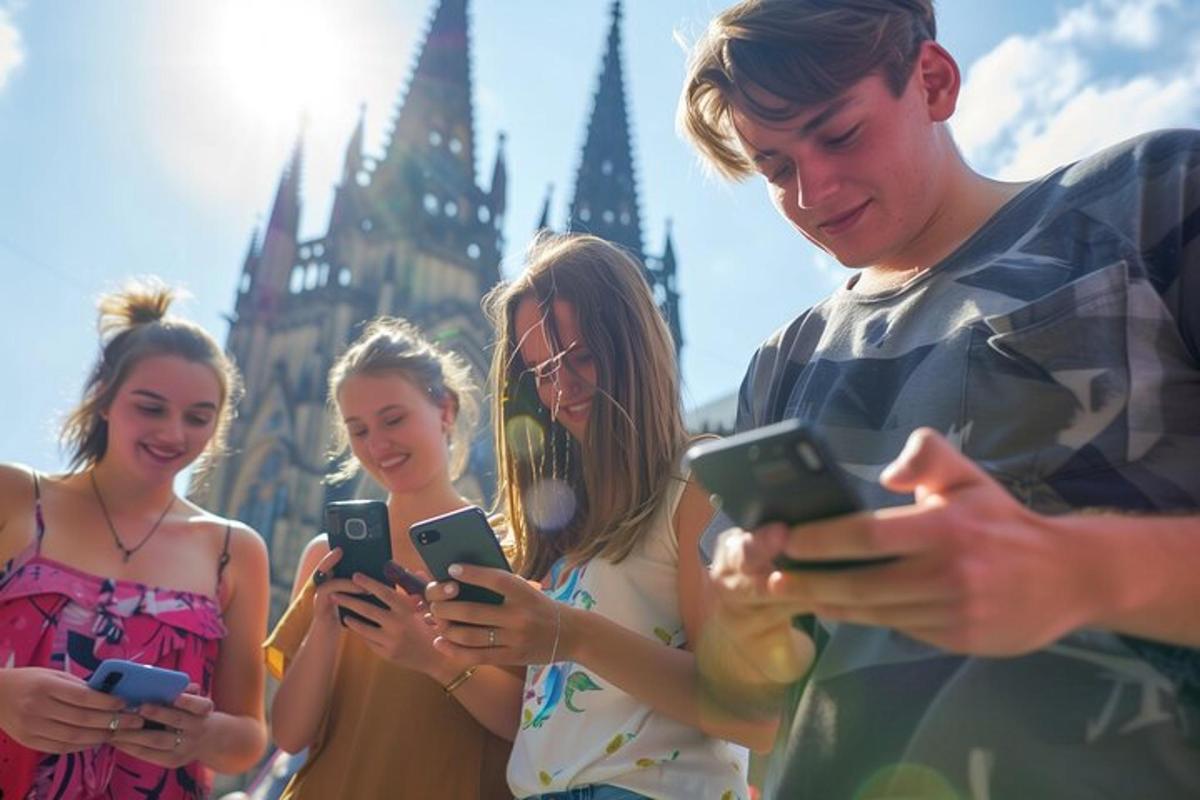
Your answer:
[122,551,132,564]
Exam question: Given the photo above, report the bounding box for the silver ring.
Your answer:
[487,627,496,647]
[108,713,120,732]
[173,729,183,749]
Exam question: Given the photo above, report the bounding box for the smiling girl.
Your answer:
[0,279,270,799]
[265,317,518,799]
[427,234,773,800]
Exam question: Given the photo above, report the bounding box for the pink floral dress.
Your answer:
[0,474,229,799]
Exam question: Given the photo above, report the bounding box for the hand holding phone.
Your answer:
[410,507,512,604]
[686,419,892,570]
[87,659,189,708]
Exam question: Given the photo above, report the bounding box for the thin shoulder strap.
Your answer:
[31,471,46,551]
[215,524,233,592]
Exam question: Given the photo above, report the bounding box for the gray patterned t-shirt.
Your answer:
[727,130,1200,799]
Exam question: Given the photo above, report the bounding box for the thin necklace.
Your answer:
[89,471,176,563]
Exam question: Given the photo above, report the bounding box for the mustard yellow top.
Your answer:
[264,579,513,799]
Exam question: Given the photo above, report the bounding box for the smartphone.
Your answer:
[88,659,189,708]
[326,499,393,627]
[685,419,891,570]
[409,506,512,605]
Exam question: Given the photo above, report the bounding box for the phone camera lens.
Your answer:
[795,441,825,472]
[418,529,442,545]
[345,518,368,540]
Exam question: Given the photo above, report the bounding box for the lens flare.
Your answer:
[855,762,959,800]
[524,478,577,532]
[506,414,546,463]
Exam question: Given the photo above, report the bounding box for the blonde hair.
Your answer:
[678,0,936,180]
[326,317,479,484]
[485,233,687,580]
[60,277,242,476]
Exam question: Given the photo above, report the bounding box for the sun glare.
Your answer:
[211,1,353,128]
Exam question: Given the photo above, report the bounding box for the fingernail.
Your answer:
[448,564,462,577]
[443,583,458,597]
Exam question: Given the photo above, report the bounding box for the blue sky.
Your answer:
[2,0,1198,473]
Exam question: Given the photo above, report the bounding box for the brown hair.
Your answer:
[679,0,937,180]
[60,277,242,476]
[485,233,687,580]
[326,317,479,484]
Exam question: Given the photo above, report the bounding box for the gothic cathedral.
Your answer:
[193,0,682,621]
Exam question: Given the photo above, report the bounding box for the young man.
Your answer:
[679,1,1200,797]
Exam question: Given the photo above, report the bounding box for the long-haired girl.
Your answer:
[428,234,773,800]
[265,317,519,799]
[0,279,269,799]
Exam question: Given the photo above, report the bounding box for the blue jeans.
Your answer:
[523,786,651,800]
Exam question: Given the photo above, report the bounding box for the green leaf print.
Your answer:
[564,670,603,712]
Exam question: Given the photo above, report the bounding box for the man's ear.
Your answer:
[915,40,961,123]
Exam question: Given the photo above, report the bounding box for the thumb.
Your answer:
[880,427,988,500]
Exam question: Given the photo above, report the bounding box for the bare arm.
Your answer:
[567,478,778,751]
[429,478,780,752]
[198,524,271,772]
[269,536,343,754]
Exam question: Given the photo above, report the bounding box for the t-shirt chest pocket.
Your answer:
[961,259,1184,509]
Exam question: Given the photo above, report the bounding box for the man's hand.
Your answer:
[770,427,1097,655]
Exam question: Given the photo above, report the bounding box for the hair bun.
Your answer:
[97,277,181,338]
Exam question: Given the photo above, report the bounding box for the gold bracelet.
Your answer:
[442,666,477,696]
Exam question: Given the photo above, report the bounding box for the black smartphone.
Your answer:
[326,500,393,627]
[409,506,512,605]
[685,419,891,570]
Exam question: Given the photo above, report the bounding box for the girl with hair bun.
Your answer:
[264,317,517,800]
[0,278,270,799]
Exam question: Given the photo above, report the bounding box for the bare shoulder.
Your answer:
[0,463,38,512]
[292,534,330,598]
[674,474,718,550]
[299,532,330,564]
[223,519,269,569]
[0,463,39,555]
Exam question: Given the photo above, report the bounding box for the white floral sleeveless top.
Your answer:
[507,469,749,800]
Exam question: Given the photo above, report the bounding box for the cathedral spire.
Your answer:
[267,131,303,241]
[536,183,554,233]
[331,107,365,230]
[341,103,366,184]
[382,0,475,184]
[257,129,304,312]
[489,131,507,220]
[659,219,682,349]
[565,0,644,258]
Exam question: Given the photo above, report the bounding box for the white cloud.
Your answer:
[954,0,1199,180]
[0,8,25,92]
